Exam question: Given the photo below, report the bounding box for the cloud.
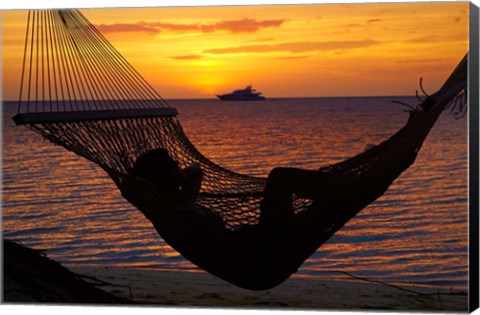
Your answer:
[406,33,466,44]
[204,40,380,54]
[394,58,450,64]
[342,23,361,28]
[96,23,159,35]
[169,55,203,60]
[275,55,311,60]
[376,8,417,15]
[250,37,276,43]
[212,19,285,33]
[95,18,286,35]
[340,19,381,30]
[406,35,442,43]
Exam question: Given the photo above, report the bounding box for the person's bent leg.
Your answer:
[260,167,319,225]
[260,167,336,226]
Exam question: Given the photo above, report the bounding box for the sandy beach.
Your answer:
[70,267,468,311]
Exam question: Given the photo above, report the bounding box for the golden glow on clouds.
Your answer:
[1,2,468,99]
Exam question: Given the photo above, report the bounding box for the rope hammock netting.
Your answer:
[13,9,468,290]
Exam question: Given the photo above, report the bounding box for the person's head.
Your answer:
[132,149,184,190]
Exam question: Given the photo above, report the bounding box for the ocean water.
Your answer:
[2,97,468,290]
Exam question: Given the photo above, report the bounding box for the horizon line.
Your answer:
[2,94,419,103]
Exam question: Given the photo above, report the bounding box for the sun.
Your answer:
[194,76,225,96]
[180,57,233,96]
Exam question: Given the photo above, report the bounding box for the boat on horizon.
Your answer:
[216,85,266,101]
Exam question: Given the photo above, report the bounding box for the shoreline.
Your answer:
[71,266,468,311]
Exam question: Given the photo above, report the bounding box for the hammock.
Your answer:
[13,9,468,290]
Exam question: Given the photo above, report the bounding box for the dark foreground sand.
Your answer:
[70,266,468,311]
[3,239,468,311]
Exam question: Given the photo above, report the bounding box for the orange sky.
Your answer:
[1,2,469,99]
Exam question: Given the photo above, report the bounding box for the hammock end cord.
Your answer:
[392,53,468,118]
[418,53,468,117]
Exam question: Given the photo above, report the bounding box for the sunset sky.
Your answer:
[1,2,469,99]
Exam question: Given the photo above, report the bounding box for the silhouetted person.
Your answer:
[132,149,203,202]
